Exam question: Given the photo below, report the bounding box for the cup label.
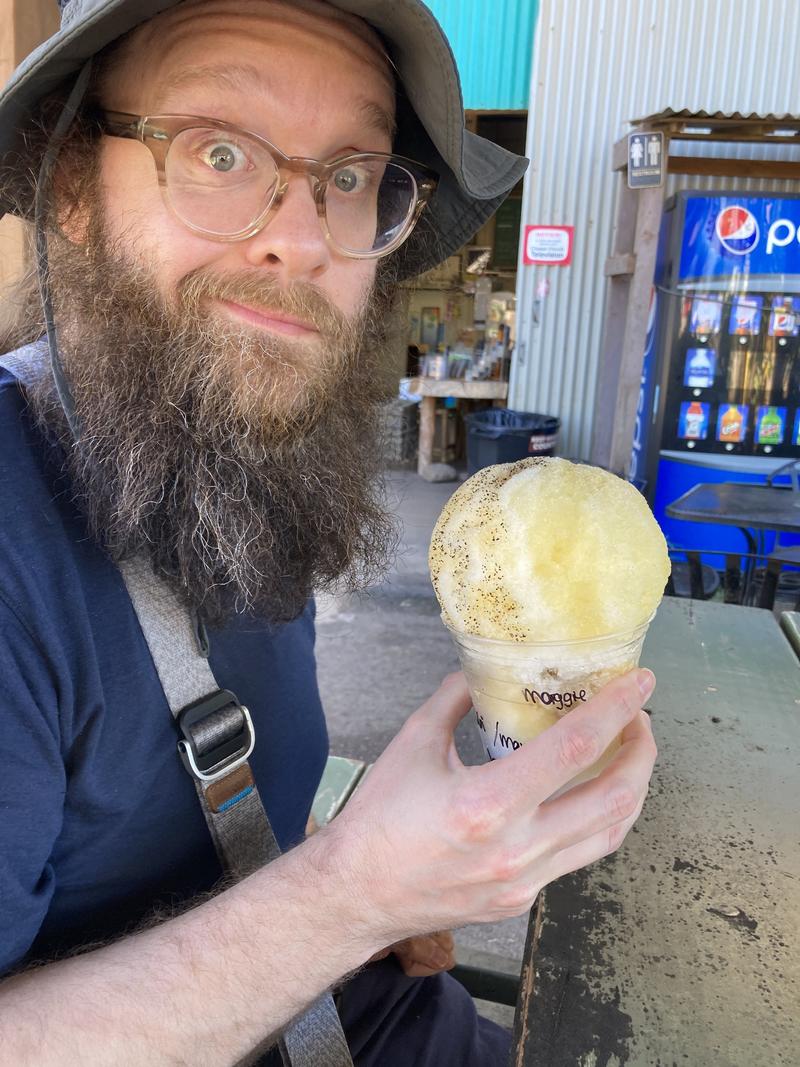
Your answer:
[475,688,589,760]
[523,687,587,711]
[475,710,522,758]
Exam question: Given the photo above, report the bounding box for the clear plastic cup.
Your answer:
[447,617,652,784]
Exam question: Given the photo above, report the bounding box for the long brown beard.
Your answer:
[27,225,399,624]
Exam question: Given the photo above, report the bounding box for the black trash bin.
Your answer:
[464,409,560,474]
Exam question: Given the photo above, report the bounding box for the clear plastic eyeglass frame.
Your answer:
[99,110,439,259]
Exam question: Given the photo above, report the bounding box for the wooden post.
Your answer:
[417,395,437,478]
[608,178,667,475]
[591,128,668,474]
[0,0,60,291]
[590,180,639,469]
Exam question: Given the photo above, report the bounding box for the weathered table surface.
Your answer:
[511,598,800,1067]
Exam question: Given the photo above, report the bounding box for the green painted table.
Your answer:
[511,598,800,1067]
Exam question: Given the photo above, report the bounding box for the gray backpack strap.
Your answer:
[0,341,49,385]
[118,555,354,1067]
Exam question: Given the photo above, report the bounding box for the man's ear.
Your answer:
[51,146,97,245]
[55,184,91,245]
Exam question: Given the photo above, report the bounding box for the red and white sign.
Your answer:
[523,225,574,266]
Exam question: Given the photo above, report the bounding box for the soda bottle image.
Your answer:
[691,296,720,336]
[719,405,744,442]
[770,297,798,338]
[757,407,784,445]
[730,296,761,336]
[685,348,714,388]
[773,311,795,336]
[684,402,706,439]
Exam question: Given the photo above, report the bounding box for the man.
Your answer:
[0,1,658,1064]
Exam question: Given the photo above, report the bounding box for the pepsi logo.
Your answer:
[715,206,759,255]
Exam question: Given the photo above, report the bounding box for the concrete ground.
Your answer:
[315,468,526,1029]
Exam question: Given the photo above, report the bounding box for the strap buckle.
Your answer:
[177,689,255,783]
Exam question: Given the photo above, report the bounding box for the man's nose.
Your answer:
[240,175,331,279]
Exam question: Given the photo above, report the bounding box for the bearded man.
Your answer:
[0,1,657,1064]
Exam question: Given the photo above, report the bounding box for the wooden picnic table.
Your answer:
[511,597,800,1066]
[406,377,507,481]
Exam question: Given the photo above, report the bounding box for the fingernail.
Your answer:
[637,669,655,699]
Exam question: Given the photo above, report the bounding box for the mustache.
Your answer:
[176,268,355,340]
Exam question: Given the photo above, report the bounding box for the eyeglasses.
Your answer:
[98,111,438,259]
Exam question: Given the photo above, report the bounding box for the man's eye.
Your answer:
[199,141,248,173]
[332,165,371,194]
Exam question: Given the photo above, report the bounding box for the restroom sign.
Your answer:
[523,225,574,265]
[628,131,665,188]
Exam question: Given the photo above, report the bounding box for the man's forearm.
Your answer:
[1,828,376,1067]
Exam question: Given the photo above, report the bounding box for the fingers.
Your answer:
[548,791,646,881]
[533,710,657,854]
[367,946,392,963]
[392,932,457,976]
[410,672,473,735]
[479,669,655,809]
[475,711,656,919]
[401,960,450,978]
[432,930,455,954]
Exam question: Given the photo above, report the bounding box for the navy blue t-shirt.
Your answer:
[0,366,329,975]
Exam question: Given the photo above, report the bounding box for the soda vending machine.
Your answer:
[630,191,800,554]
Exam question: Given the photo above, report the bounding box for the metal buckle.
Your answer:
[177,689,255,783]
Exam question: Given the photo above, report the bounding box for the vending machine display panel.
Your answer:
[631,191,800,557]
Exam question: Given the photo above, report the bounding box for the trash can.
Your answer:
[464,409,560,475]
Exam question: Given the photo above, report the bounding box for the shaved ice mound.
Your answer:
[429,457,670,642]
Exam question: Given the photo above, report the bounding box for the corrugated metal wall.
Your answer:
[510,0,800,461]
[426,0,539,109]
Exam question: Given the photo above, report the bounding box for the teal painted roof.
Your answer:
[426,0,539,110]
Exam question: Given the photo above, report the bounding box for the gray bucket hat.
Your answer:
[0,0,528,280]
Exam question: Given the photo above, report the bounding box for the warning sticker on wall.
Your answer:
[523,225,574,266]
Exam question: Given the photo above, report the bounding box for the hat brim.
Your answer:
[0,0,528,279]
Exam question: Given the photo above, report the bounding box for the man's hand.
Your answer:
[370,931,456,977]
[327,668,657,947]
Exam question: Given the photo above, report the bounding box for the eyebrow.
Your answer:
[157,63,396,141]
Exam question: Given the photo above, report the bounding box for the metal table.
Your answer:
[511,598,800,1066]
[666,482,800,556]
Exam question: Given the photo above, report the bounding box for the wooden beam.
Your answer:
[616,125,800,175]
[612,135,628,172]
[15,0,60,58]
[668,155,800,180]
[407,378,508,400]
[0,0,59,292]
[604,253,636,278]
[634,115,800,140]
